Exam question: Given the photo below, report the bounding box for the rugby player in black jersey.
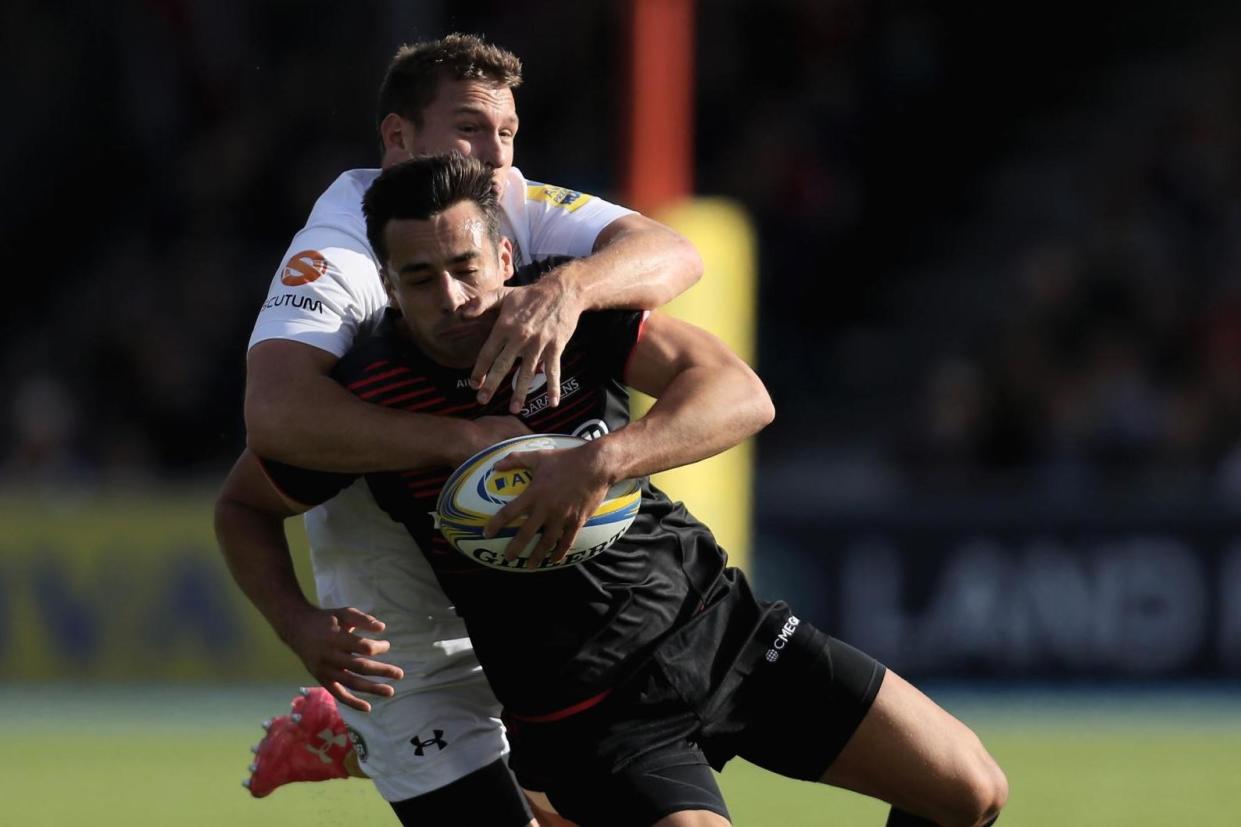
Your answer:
[221,155,1007,827]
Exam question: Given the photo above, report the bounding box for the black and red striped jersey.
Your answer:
[262,307,726,717]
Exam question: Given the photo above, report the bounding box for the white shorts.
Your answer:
[339,673,509,803]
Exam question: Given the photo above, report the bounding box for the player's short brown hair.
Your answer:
[377,33,523,131]
[362,153,502,270]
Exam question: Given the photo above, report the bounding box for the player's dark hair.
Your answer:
[363,153,501,268]
[377,33,523,131]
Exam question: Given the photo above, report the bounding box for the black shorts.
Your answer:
[505,569,886,827]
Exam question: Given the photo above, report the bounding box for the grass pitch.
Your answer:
[5,685,1239,826]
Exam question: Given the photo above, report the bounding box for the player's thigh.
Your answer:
[708,616,885,782]
[388,756,533,827]
[523,788,577,827]
[540,745,730,827]
[821,669,1007,825]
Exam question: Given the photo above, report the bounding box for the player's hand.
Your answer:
[451,416,532,467]
[483,442,611,570]
[283,606,404,713]
[463,274,583,414]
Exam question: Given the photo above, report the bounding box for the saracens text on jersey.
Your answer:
[520,377,581,417]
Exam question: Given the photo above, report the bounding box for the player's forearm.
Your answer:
[595,363,774,483]
[245,371,471,473]
[559,219,702,312]
[214,496,318,647]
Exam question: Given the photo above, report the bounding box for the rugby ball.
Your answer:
[434,434,641,572]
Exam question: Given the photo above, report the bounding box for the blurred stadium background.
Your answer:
[5,1,1241,824]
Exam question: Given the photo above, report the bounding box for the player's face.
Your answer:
[406,79,519,199]
[383,201,514,369]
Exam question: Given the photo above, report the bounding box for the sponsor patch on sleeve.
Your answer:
[526,184,593,213]
[281,250,330,286]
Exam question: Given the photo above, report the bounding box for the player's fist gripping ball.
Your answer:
[435,434,640,572]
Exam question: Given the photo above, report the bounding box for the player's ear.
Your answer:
[379,113,413,160]
[497,236,514,283]
[382,269,399,305]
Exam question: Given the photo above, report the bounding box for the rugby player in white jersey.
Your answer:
[217,34,700,825]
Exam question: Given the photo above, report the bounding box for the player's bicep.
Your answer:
[218,450,309,517]
[245,338,340,405]
[622,312,744,398]
[591,211,658,252]
[244,339,343,451]
[248,335,341,367]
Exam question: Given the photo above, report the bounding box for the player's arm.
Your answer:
[487,313,773,566]
[599,312,774,478]
[245,340,526,472]
[470,213,703,413]
[577,212,703,312]
[247,230,531,472]
[214,450,404,711]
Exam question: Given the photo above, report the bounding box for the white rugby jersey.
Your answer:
[248,166,634,689]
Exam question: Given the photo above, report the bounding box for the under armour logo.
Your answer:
[304,728,349,764]
[410,729,448,756]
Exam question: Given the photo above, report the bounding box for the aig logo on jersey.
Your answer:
[528,184,592,213]
[281,250,329,286]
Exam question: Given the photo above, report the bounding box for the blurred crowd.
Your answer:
[894,25,1241,502]
[7,0,1241,506]
[695,2,1241,505]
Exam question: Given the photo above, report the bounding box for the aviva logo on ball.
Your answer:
[435,434,641,572]
[481,467,533,504]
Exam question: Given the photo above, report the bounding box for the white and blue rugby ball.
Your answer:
[434,433,641,572]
